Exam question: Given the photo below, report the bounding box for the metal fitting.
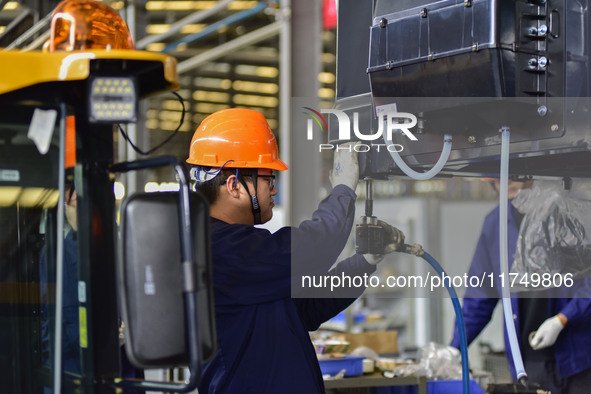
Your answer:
[420,8,428,18]
[417,118,425,134]
[400,243,424,257]
[528,25,548,37]
[528,58,538,69]
[538,24,548,36]
[359,216,378,226]
[537,105,548,117]
[379,18,387,28]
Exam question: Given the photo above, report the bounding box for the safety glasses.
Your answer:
[257,174,276,190]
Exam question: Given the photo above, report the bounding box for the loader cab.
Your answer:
[0,103,66,392]
[0,18,214,394]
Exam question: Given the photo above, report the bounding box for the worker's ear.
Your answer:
[224,174,241,198]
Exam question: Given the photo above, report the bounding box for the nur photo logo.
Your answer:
[302,105,419,152]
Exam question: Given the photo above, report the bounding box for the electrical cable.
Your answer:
[384,133,453,180]
[498,128,528,385]
[118,91,186,156]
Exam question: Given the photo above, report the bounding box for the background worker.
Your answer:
[451,179,591,393]
[39,119,142,393]
[187,108,403,393]
[40,179,80,380]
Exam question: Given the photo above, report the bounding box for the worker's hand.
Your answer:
[529,315,566,350]
[378,220,405,254]
[361,221,405,265]
[330,142,359,191]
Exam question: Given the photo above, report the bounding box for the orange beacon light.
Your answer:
[46,0,134,52]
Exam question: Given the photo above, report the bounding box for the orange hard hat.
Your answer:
[46,0,134,52]
[187,108,288,171]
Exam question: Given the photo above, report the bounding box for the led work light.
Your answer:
[88,76,137,123]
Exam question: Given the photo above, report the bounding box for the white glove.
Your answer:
[329,142,359,191]
[529,315,565,350]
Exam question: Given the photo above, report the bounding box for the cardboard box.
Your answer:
[338,331,398,354]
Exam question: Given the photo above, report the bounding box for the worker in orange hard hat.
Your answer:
[186,108,404,393]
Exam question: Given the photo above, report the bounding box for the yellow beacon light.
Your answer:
[46,0,134,52]
[45,0,138,122]
[0,0,178,122]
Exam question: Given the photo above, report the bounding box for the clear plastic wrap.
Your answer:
[511,180,591,283]
[392,342,463,380]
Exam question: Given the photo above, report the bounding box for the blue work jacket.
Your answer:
[40,230,80,373]
[451,203,591,379]
[199,185,376,393]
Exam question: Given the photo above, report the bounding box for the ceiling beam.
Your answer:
[135,0,234,49]
[178,20,282,74]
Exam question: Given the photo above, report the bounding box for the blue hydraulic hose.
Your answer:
[421,251,470,394]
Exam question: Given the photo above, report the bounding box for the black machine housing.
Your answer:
[334,0,591,179]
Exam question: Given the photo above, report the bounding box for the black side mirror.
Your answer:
[119,191,215,368]
[111,156,215,392]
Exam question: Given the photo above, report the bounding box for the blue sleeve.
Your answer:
[451,297,499,348]
[295,254,377,330]
[39,232,81,370]
[291,185,358,277]
[295,297,356,332]
[211,185,359,305]
[560,276,591,325]
[451,211,500,347]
